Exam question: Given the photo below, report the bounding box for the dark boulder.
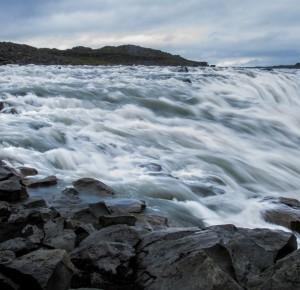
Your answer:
[263,197,300,232]
[0,249,75,290]
[104,199,146,215]
[73,178,114,197]
[23,176,58,188]
[18,167,38,177]
[0,176,28,202]
[135,225,297,290]
[249,249,300,290]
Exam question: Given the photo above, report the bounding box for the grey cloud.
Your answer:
[0,0,299,66]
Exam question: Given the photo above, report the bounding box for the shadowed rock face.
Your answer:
[0,42,208,66]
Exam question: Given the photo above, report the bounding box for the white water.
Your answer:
[1,65,300,229]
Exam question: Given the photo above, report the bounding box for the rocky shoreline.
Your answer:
[0,160,300,290]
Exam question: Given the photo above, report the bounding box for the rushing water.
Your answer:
[0,65,300,230]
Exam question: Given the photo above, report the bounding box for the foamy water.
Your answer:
[1,65,300,229]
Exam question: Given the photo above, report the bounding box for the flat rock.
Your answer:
[0,249,75,290]
[23,176,58,188]
[72,178,114,196]
[104,199,146,215]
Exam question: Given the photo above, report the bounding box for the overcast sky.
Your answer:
[1,0,299,66]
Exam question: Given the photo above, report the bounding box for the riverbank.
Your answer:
[0,160,300,290]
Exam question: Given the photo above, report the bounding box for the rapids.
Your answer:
[1,65,300,229]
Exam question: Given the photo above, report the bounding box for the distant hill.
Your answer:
[270,63,300,69]
[0,42,208,66]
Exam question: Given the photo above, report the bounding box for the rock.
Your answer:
[72,178,114,196]
[136,227,242,290]
[0,201,11,221]
[0,238,38,256]
[18,167,38,177]
[188,183,225,197]
[0,272,19,290]
[23,198,47,209]
[209,224,297,288]
[182,78,192,83]
[178,66,189,72]
[21,225,44,244]
[62,187,79,196]
[98,215,137,227]
[72,225,140,287]
[0,102,4,111]
[135,213,169,231]
[249,249,300,290]
[65,220,95,246]
[263,197,300,232]
[104,199,146,215]
[43,219,76,252]
[0,176,28,202]
[140,163,162,172]
[136,225,297,290]
[23,175,58,188]
[0,251,16,265]
[0,249,75,290]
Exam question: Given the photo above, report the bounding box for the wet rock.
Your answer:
[62,187,79,196]
[23,198,47,209]
[65,220,95,246]
[135,213,169,231]
[136,227,242,290]
[249,249,300,290]
[104,199,146,215]
[209,224,297,288]
[23,175,58,188]
[72,178,114,196]
[18,167,38,177]
[0,176,28,202]
[140,163,162,172]
[263,197,300,232]
[136,225,297,290]
[0,249,75,290]
[178,66,189,72]
[98,215,137,227]
[182,78,192,83]
[72,225,140,287]
[188,183,225,197]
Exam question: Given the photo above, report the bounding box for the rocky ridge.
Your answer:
[1,160,300,290]
[0,42,208,67]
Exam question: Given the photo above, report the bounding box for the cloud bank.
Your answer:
[1,0,299,66]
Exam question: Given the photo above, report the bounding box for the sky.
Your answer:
[0,0,299,66]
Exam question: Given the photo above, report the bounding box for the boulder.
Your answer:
[263,197,300,232]
[0,238,38,256]
[23,198,47,209]
[0,176,28,202]
[23,176,58,188]
[72,225,140,288]
[104,199,146,215]
[0,249,75,290]
[98,215,137,227]
[249,249,300,290]
[72,178,114,196]
[18,167,38,177]
[135,225,297,290]
[43,219,76,252]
